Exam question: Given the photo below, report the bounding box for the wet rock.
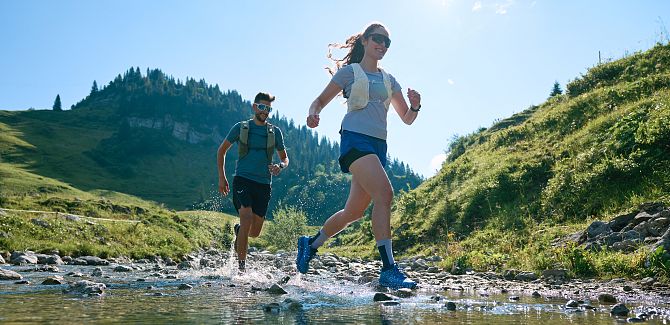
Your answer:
[92,267,104,277]
[445,301,457,310]
[542,269,568,279]
[627,317,644,323]
[178,283,193,290]
[263,303,280,314]
[178,260,196,270]
[640,277,655,287]
[383,301,401,306]
[63,280,106,296]
[114,265,133,272]
[22,265,59,272]
[395,288,413,298]
[67,272,85,277]
[565,300,580,308]
[42,276,66,285]
[164,257,176,266]
[373,292,397,302]
[515,272,538,282]
[508,296,520,301]
[502,269,519,280]
[598,293,617,304]
[199,258,216,268]
[278,275,290,285]
[0,268,22,280]
[623,285,633,292]
[10,251,38,265]
[531,291,542,298]
[268,283,287,295]
[610,303,629,316]
[281,298,303,311]
[44,255,64,265]
[72,256,109,266]
[15,280,30,284]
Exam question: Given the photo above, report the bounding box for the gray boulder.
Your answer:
[515,272,538,282]
[268,283,287,295]
[585,221,612,239]
[63,280,106,296]
[0,268,22,280]
[10,251,38,265]
[610,303,629,316]
[608,212,637,232]
[73,256,110,266]
[42,276,66,285]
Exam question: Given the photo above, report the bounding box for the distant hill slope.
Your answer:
[339,43,670,254]
[0,68,422,224]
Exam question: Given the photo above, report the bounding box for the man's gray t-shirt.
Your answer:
[331,64,402,140]
[226,120,285,184]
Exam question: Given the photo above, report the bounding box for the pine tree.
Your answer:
[52,94,62,111]
[550,81,563,97]
[91,80,99,94]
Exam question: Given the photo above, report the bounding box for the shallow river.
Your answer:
[2,252,669,324]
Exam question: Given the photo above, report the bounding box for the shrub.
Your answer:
[261,206,307,251]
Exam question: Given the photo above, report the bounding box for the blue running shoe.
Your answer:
[379,264,417,289]
[296,235,317,274]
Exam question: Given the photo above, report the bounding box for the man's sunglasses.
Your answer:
[255,103,273,113]
[369,33,391,48]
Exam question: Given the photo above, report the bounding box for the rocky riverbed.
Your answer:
[2,247,670,324]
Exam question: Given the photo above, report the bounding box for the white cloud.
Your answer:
[430,153,447,173]
[472,1,482,11]
[496,0,514,15]
[448,79,455,85]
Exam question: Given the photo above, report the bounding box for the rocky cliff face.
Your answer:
[126,116,225,145]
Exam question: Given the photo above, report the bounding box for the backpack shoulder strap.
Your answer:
[266,122,276,162]
[238,120,250,158]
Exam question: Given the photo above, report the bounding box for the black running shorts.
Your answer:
[232,176,272,218]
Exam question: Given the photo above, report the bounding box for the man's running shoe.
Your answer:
[296,235,317,274]
[379,264,417,289]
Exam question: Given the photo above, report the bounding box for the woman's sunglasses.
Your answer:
[368,33,391,49]
[255,103,273,113]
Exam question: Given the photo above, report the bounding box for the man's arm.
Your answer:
[269,149,289,176]
[217,140,233,196]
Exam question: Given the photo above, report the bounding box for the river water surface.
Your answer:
[2,251,669,324]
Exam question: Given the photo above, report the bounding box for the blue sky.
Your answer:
[1,1,669,177]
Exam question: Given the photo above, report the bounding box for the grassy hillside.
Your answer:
[0,68,422,224]
[334,43,670,279]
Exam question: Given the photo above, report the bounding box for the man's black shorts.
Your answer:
[232,176,271,218]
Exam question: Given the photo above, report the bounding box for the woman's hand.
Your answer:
[407,88,421,109]
[307,114,320,128]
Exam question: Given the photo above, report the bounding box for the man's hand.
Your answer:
[218,177,229,196]
[268,164,283,176]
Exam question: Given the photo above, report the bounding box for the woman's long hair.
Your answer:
[326,23,386,76]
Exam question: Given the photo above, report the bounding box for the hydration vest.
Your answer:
[238,120,275,162]
[347,63,393,112]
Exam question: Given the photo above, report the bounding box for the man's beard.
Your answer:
[255,112,268,122]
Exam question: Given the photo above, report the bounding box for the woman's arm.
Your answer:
[307,81,343,128]
[391,87,421,125]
